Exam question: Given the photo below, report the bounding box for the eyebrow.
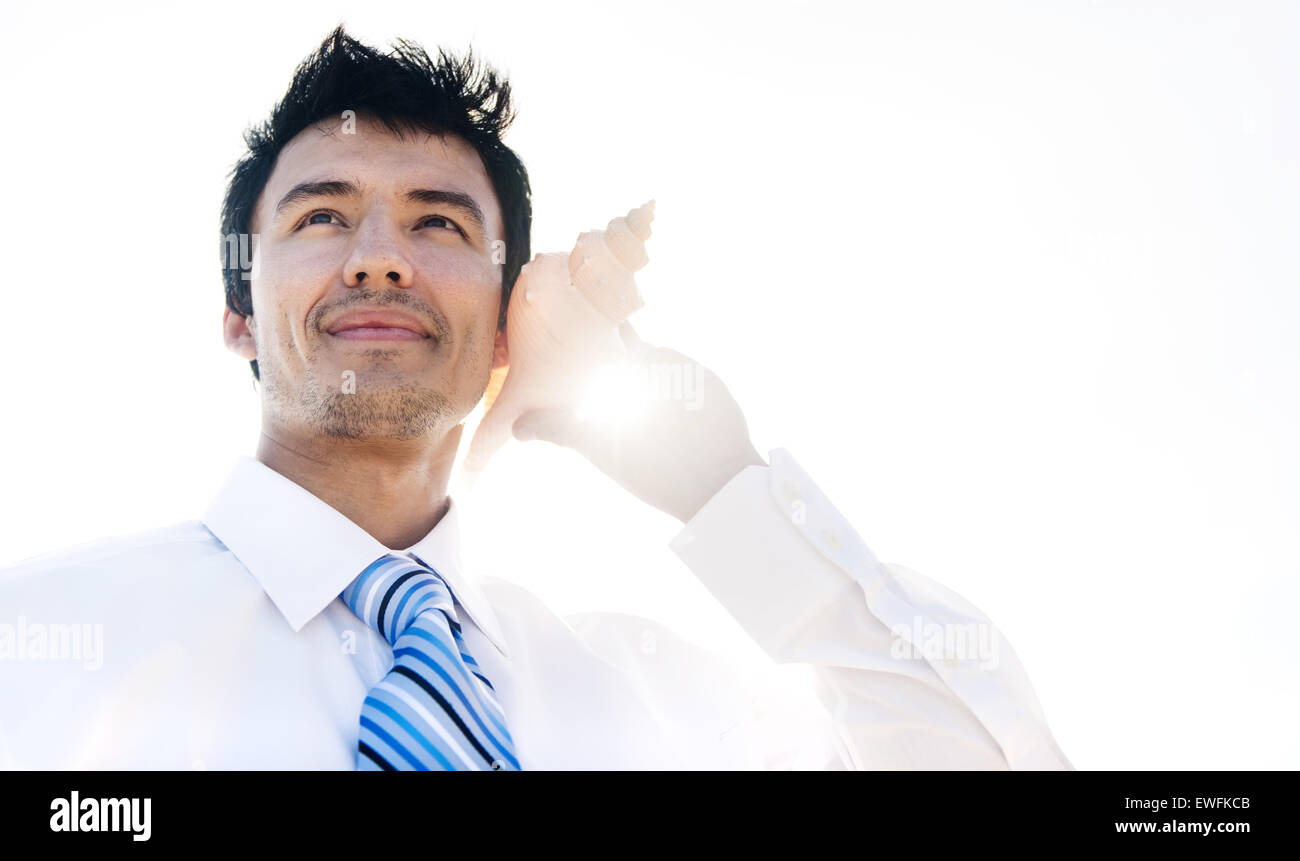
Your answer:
[274,179,358,216]
[273,179,486,232]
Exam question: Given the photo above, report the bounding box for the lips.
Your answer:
[331,327,426,341]
[326,310,434,342]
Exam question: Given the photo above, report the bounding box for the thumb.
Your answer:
[512,408,579,445]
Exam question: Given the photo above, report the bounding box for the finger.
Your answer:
[618,321,646,354]
[513,407,618,472]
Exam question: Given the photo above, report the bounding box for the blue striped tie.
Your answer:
[341,553,521,771]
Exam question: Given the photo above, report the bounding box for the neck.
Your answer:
[254,422,464,550]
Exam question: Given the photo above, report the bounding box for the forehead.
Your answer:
[255,114,502,233]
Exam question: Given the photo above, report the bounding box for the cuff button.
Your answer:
[781,481,802,506]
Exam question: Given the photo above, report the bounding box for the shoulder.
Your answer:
[0,521,230,598]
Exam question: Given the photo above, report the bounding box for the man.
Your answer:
[0,27,1071,770]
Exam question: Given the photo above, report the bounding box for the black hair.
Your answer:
[219,25,531,381]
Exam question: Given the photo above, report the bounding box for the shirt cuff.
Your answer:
[668,447,1073,770]
[669,448,865,658]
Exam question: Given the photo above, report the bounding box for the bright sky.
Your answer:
[1,0,1296,770]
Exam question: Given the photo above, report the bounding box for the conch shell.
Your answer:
[462,201,655,477]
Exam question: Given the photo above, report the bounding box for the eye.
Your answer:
[419,214,466,236]
[295,210,343,230]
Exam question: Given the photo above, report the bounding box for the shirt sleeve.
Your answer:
[668,448,1074,770]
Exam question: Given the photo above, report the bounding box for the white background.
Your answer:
[1,0,1296,769]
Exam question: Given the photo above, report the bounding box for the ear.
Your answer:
[223,307,258,361]
[491,324,509,370]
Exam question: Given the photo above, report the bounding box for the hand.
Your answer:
[511,323,767,523]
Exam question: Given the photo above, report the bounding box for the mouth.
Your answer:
[329,327,430,342]
[325,310,436,343]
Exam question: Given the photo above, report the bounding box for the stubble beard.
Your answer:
[263,353,455,441]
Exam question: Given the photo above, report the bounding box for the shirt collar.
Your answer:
[200,455,509,657]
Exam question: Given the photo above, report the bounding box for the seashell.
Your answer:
[462,201,655,478]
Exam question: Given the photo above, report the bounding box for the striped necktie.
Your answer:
[341,553,521,771]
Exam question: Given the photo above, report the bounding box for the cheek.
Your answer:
[249,245,338,340]
[416,249,502,317]
[257,240,339,298]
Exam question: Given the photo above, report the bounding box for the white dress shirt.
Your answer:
[0,448,1071,770]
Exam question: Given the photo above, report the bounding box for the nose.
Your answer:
[343,217,414,289]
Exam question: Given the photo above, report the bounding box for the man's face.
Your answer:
[225,113,506,441]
